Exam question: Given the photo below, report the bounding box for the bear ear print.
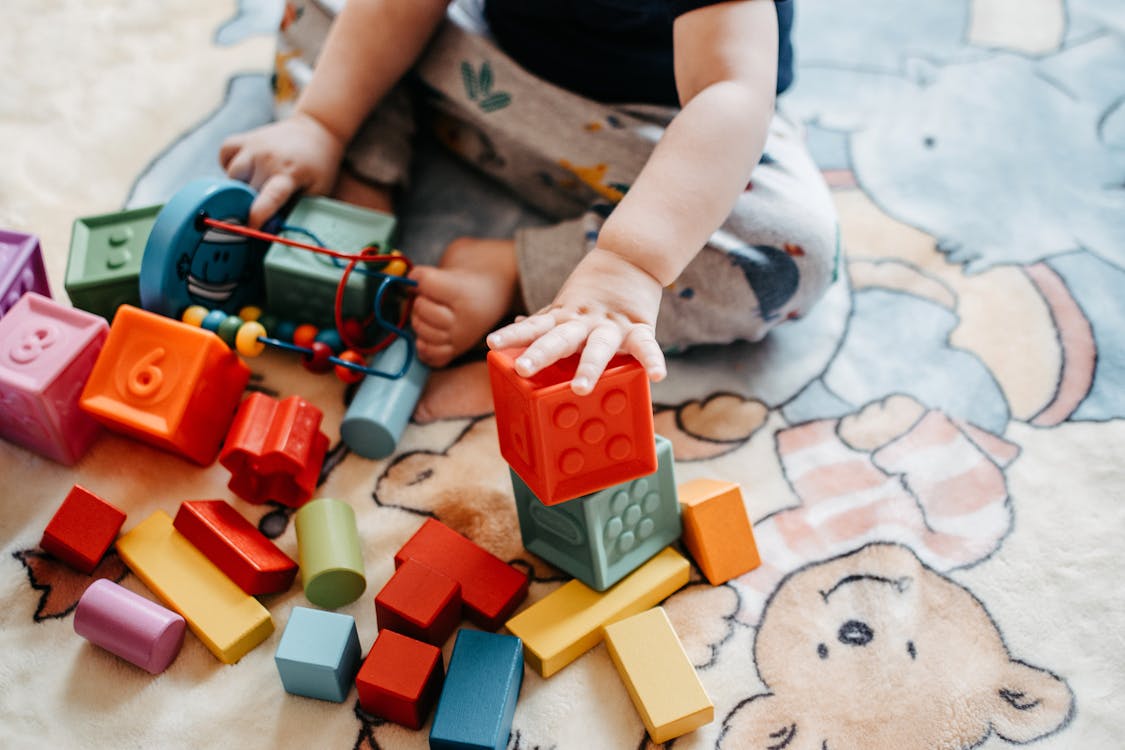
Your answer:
[717,694,797,750]
[990,659,1075,743]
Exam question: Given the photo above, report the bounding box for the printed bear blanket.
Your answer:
[2,1,1123,748]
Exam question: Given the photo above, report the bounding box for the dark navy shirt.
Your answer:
[483,0,794,106]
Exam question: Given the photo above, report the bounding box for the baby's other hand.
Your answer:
[486,247,666,395]
[219,112,345,227]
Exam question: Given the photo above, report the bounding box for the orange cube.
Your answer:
[79,305,250,465]
[677,479,760,585]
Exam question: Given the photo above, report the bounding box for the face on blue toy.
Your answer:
[175,220,255,307]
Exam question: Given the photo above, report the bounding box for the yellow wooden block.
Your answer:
[603,607,714,743]
[116,511,274,664]
[504,547,689,677]
[678,478,761,585]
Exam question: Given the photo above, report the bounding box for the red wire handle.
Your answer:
[201,216,415,355]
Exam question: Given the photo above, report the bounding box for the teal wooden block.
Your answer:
[262,196,397,328]
[65,205,161,320]
[340,336,430,459]
[511,434,681,591]
[274,607,362,702]
[430,629,523,750]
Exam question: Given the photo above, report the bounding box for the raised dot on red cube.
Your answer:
[374,558,462,646]
[355,629,444,730]
[487,348,657,505]
[40,485,126,574]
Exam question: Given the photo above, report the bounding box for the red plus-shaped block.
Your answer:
[40,485,126,574]
[172,499,297,595]
[394,519,528,631]
[375,558,462,646]
[219,393,329,507]
[355,629,444,730]
[487,348,657,505]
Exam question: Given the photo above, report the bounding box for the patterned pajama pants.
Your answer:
[276,0,839,350]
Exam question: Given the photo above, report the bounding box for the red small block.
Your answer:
[394,519,528,632]
[40,485,126,574]
[375,558,462,646]
[356,629,444,730]
[487,348,657,505]
[172,499,297,595]
[220,393,329,508]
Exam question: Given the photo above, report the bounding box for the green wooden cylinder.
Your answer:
[295,498,366,609]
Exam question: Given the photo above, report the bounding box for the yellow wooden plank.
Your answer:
[604,607,714,743]
[504,547,689,677]
[116,511,274,664]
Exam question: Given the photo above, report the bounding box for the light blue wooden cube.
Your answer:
[511,434,681,591]
[430,629,523,750]
[274,606,362,702]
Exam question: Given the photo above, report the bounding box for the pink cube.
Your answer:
[0,292,108,464]
[0,229,51,319]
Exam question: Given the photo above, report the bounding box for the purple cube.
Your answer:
[0,293,107,464]
[0,229,51,319]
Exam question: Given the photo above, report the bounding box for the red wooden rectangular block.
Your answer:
[375,558,462,646]
[40,485,126,574]
[394,518,528,632]
[355,629,444,730]
[172,499,297,595]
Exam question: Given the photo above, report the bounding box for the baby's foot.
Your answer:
[409,237,520,368]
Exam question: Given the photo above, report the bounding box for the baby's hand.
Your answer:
[219,112,345,227]
[486,247,667,395]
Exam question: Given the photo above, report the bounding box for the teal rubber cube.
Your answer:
[274,607,362,702]
[262,196,397,328]
[65,205,161,320]
[511,434,681,591]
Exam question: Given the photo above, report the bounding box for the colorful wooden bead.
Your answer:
[302,341,334,373]
[276,320,296,342]
[235,320,266,357]
[200,308,227,332]
[216,314,244,346]
[238,305,262,322]
[334,350,366,384]
[181,305,209,327]
[292,324,319,349]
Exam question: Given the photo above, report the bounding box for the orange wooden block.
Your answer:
[79,305,250,465]
[677,479,760,585]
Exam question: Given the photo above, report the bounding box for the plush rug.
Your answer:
[2,1,1124,748]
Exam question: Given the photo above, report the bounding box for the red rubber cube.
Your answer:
[40,485,126,574]
[375,558,462,646]
[487,348,657,505]
[172,499,297,595]
[356,629,444,730]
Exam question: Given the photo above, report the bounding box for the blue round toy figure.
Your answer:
[139,179,267,317]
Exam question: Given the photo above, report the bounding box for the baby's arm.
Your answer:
[220,0,450,226]
[487,0,779,394]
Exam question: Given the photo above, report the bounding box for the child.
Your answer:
[219,0,838,394]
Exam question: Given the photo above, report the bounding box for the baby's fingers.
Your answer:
[487,312,558,351]
[571,323,623,395]
[513,319,590,377]
[250,173,298,229]
[624,326,666,383]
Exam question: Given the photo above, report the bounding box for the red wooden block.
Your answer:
[487,347,657,505]
[172,499,297,595]
[40,485,126,574]
[219,392,329,508]
[374,558,462,646]
[355,629,444,730]
[394,519,528,632]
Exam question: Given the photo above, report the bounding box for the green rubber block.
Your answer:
[65,204,161,320]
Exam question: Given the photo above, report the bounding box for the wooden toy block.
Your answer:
[74,578,186,675]
[394,518,528,631]
[504,547,690,678]
[79,305,250,466]
[295,498,366,609]
[355,629,444,729]
[262,196,397,328]
[0,228,50,318]
[374,557,462,646]
[115,511,274,664]
[429,629,523,750]
[219,392,329,507]
[678,478,761,585]
[65,205,160,320]
[340,336,430,459]
[274,607,362,703]
[512,434,681,591]
[603,607,714,743]
[40,485,126,574]
[172,499,298,596]
[488,347,657,505]
[0,292,107,464]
